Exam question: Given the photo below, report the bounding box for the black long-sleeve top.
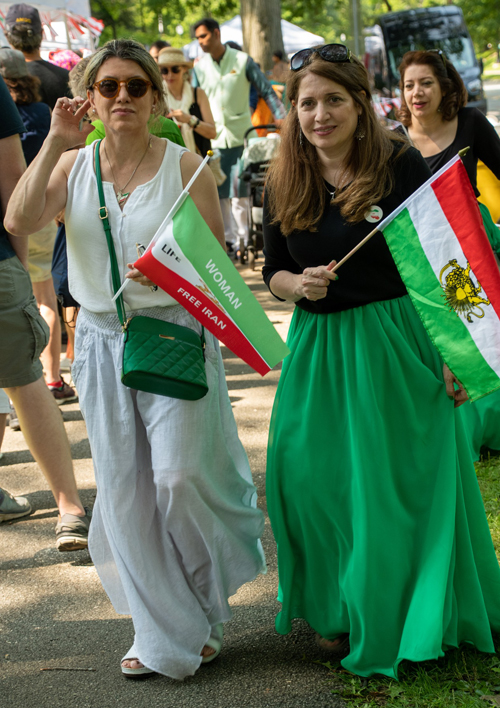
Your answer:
[262,144,431,314]
[424,107,500,197]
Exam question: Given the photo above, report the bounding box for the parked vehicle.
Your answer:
[364,5,486,113]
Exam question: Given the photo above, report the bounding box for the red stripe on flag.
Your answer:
[135,251,271,376]
[431,159,500,320]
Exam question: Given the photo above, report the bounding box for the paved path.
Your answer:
[1,266,345,708]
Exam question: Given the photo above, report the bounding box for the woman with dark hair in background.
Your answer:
[263,44,500,678]
[398,49,500,460]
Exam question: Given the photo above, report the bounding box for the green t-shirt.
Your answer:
[85,116,185,147]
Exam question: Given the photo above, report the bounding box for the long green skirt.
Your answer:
[266,295,500,679]
[458,203,500,459]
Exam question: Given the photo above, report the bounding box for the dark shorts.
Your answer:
[0,255,49,388]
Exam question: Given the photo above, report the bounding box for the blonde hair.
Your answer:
[266,54,406,234]
[84,39,167,117]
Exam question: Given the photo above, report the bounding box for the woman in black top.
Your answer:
[262,46,500,679]
[398,50,500,459]
[398,50,500,252]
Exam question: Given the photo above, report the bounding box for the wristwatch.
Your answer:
[189,115,200,129]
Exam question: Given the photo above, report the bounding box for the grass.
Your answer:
[317,453,500,708]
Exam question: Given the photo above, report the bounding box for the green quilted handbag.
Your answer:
[94,141,208,401]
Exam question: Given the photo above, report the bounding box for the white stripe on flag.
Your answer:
[378,154,460,232]
[407,189,500,378]
[151,221,229,314]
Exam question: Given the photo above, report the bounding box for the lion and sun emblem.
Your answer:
[439,258,490,323]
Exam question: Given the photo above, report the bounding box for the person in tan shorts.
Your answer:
[0,74,90,547]
[0,45,76,402]
[28,221,76,401]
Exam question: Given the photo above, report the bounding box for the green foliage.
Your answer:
[89,0,498,56]
[90,0,238,48]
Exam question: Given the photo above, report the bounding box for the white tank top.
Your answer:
[66,139,187,313]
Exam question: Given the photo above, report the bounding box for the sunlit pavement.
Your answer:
[1,264,346,708]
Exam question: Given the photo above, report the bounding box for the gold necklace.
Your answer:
[104,137,152,205]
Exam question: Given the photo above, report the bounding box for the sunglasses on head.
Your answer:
[160,65,182,75]
[290,43,352,72]
[429,48,447,69]
[93,77,152,99]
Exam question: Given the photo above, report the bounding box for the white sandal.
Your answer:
[201,623,223,664]
[121,642,155,678]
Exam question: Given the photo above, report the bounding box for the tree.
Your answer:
[240,0,285,72]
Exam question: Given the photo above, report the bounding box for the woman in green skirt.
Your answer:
[397,49,500,460]
[262,45,500,679]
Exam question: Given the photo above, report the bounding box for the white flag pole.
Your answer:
[112,151,212,303]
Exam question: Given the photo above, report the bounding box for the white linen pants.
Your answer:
[72,305,266,679]
[220,197,249,249]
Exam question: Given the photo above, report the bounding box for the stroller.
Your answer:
[238,125,281,269]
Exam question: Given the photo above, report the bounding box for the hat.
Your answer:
[0,47,28,79]
[157,47,192,69]
[5,3,42,34]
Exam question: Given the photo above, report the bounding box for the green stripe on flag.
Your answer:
[382,208,500,401]
[173,196,289,366]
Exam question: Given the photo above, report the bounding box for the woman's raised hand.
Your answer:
[298,261,338,301]
[49,96,95,150]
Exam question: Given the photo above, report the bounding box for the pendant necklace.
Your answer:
[325,181,336,200]
[104,137,152,205]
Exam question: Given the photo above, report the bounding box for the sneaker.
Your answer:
[0,487,32,522]
[48,378,78,405]
[8,403,20,431]
[55,507,91,552]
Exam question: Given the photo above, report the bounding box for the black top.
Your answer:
[189,87,211,157]
[262,144,431,314]
[424,107,500,197]
[27,59,71,110]
[0,77,26,262]
[17,102,51,165]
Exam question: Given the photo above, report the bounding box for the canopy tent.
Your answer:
[184,15,324,59]
[0,1,104,54]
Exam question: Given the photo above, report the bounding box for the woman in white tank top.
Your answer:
[6,39,265,680]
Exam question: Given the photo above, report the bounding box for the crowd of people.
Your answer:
[2,0,500,684]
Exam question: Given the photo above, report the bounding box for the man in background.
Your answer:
[5,3,71,109]
[149,39,171,63]
[193,18,286,258]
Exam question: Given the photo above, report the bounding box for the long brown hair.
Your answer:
[266,54,404,234]
[397,51,467,126]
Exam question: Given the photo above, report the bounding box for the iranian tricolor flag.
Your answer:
[378,154,500,401]
[134,195,289,376]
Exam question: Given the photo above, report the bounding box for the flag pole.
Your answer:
[112,151,213,303]
[330,226,379,272]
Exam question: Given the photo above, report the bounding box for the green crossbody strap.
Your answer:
[94,140,127,327]
[93,140,206,349]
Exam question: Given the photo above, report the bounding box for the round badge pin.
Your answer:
[365,205,383,223]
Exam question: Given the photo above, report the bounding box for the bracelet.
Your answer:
[189,115,200,129]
